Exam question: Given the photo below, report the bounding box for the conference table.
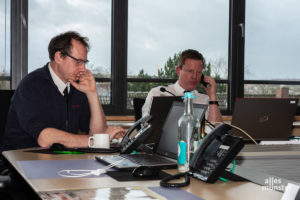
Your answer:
[2,146,285,200]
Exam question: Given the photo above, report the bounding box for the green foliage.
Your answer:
[128,52,227,94]
[0,69,8,89]
[157,53,180,79]
[203,60,211,76]
[214,74,227,93]
[127,69,162,91]
[128,81,163,92]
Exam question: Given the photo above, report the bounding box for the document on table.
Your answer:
[39,186,204,200]
[17,159,112,179]
[259,140,300,145]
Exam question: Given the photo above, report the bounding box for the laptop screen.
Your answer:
[230,98,298,141]
[145,96,183,144]
[155,101,207,159]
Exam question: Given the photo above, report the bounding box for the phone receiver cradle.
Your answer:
[120,124,153,154]
[160,123,245,187]
[120,115,153,154]
[190,124,244,183]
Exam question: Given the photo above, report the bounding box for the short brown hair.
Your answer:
[178,49,204,69]
[48,31,90,60]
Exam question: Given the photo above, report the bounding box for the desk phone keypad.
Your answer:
[192,144,230,182]
[192,134,244,183]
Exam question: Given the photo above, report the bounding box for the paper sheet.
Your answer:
[17,159,112,179]
[259,140,300,145]
[39,186,204,200]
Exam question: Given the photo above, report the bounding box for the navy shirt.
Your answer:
[0,64,90,151]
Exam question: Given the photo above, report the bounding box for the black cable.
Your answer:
[205,119,215,128]
[160,172,190,188]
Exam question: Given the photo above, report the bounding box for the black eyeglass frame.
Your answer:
[62,51,89,65]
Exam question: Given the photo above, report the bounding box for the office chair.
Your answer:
[0,90,38,199]
[0,90,17,199]
[133,98,146,121]
[0,90,15,141]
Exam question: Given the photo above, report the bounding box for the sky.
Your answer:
[1,0,300,80]
[0,0,10,74]
[244,0,300,80]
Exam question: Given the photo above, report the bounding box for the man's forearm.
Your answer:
[207,104,223,125]
[38,128,89,148]
[86,91,107,134]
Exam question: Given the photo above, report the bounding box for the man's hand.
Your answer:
[105,126,126,140]
[69,69,97,95]
[201,76,217,101]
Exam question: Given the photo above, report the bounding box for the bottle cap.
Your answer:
[181,91,196,99]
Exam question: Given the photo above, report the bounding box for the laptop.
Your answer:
[144,96,183,145]
[96,101,208,170]
[229,98,298,141]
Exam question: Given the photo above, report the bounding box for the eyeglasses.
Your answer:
[63,52,89,66]
[182,69,202,76]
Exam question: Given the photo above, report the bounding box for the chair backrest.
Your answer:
[0,90,15,140]
[133,98,146,121]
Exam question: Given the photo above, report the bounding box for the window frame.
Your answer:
[8,0,300,116]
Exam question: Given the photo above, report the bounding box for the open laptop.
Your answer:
[144,96,183,145]
[229,98,298,141]
[96,101,207,170]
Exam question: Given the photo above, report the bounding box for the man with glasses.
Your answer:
[0,31,125,151]
[142,49,223,125]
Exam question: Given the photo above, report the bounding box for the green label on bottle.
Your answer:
[178,141,186,164]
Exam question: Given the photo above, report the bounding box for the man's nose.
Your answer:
[191,71,198,79]
[79,64,86,72]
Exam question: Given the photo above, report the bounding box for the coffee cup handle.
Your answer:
[88,136,94,148]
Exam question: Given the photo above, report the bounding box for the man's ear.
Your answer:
[176,66,181,77]
[54,51,63,63]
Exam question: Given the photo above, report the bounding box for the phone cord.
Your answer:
[160,172,190,188]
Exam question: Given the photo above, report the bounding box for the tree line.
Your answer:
[128,52,227,93]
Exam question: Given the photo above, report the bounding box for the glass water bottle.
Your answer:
[177,92,201,173]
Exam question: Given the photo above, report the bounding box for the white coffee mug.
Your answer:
[88,133,110,149]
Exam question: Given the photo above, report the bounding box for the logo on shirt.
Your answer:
[258,115,269,123]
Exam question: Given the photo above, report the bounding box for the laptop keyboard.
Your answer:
[120,154,176,166]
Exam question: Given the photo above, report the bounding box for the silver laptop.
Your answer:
[230,98,298,141]
[96,101,207,169]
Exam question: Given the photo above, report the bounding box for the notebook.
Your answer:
[229,98,298,141]
[144,96,183,145]
[96,101,207,169]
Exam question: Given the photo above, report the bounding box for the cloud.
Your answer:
[128,0,229,76]
[2,0,300,80]
[28,0,111,72]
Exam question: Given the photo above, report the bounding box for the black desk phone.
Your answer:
[120,115,153,154]
[190,123,244,183]
[161,123,244,187]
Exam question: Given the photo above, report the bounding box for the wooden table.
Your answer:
[2,148,283,200]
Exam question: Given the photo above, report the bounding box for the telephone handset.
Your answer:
[120,115,153,154]
[189,123,244,183]
[200,74,208,88]
[160,123,244,187]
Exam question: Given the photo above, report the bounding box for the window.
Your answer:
[127,0,229,110]
[7,0,300,115]
[28,0,111,103]
[0,0,10,89]
[244,0,300,101]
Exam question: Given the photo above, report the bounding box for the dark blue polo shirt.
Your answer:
[0,63,90,151]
